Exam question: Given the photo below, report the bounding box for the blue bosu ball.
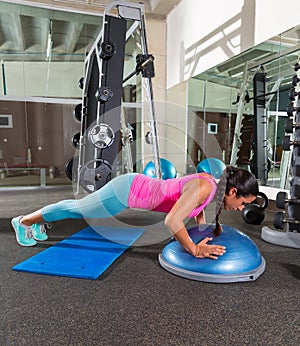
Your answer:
[159,224,266,283]
[196,158,226,179]
[143,158,177,180]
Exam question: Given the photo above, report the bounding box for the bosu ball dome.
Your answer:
[159,224,266,283]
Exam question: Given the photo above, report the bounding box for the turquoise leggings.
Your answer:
[42,173,138,222]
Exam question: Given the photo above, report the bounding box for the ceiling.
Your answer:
[0,0,180,62]
[1,0,300,94]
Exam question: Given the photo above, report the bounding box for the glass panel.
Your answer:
[0,100,78,187]
[187,25,300,188]
[0,2,141,188]
[0,2,101,98]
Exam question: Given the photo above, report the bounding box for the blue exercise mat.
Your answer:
[12,226,144,280]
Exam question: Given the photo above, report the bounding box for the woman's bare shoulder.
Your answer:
[182,174,213,196]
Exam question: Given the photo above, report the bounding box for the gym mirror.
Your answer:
[0,1,141,188]
[187,24,300,189]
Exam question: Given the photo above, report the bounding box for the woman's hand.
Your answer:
[194,237,226,259]
[164,177,215,256]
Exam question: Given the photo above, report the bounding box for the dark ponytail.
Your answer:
[213,168,227,237]
[213,166,259,237]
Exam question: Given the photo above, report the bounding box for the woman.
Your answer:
[11,166,259,259]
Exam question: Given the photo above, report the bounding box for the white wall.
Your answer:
[254,0,300,44]
[166,0,300,89]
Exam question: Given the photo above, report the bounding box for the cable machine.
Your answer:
[65,1,161,193]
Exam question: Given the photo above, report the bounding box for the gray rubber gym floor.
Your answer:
[1,186,300,346]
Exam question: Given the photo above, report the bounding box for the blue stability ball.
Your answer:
[196,158,226,179]
[158,224,266,283]
[143,158,177,180]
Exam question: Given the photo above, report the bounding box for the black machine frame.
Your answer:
[252,71,269,182]
[69,1,162,194]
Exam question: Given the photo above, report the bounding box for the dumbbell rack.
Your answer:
[69,2,161,194]
[262,63,300,248]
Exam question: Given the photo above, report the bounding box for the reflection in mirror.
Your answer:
[0,2,103,98]
[0,2,141,188]
[187,24,300,188]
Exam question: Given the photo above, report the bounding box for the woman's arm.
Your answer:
[164,178,225,258]
[195,210,206,225]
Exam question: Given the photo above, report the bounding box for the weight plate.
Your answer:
[292,75,299,87]
[100,41,116,60]
[288,87,296,101]
[286,102,294,117]
[78,77,84,89]
[282,136,291,151]
[285,118,293,133]
[273,211,285,229]
[89,123,114,149]
[74,103,82,122]
[95,86,113,102]
[64,156,78,182]
[72,132,80,149]
[79,159,112,193]
[276,191,287,209]
[145,131,153,144]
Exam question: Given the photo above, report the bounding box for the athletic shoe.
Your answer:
[31,223,49,241]
[11,216,37,247]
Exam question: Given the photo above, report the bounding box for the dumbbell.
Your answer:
[286,102,300,116]
[288,87,298,101]
[282,135,300,151]
[273,211,286,229]
[284,118,300,133]
[292,75,300,87]
[276,191,300,209]
[290,177,300,197]
[273,211,300,229]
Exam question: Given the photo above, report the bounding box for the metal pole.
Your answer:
[139,12,161,179]
[1,60,6,95]
[230,62,249,166]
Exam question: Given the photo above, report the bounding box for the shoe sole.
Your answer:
[11,219,37,247]
[33,235,48,241]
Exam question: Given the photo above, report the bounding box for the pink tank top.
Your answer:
[128,173,217,218]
